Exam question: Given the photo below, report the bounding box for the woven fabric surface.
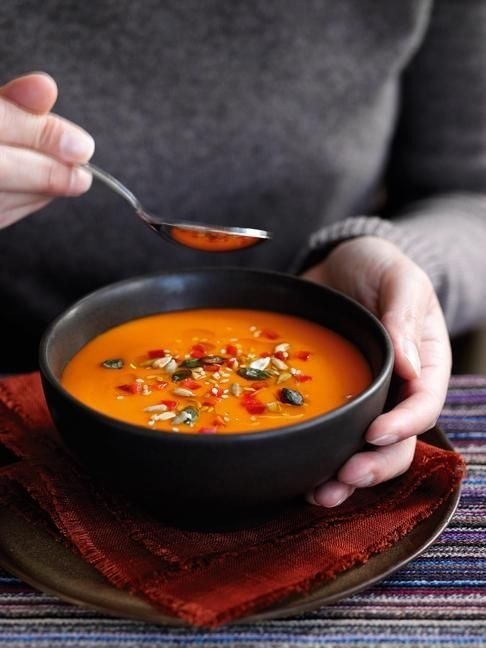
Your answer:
[0,374,484,647]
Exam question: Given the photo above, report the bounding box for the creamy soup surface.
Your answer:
[61,309,372,434]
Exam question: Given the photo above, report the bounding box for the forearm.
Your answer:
[293,192,486,336]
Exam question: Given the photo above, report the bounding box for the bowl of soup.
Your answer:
[39,268,393,524]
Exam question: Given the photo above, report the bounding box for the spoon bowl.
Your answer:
[84,162,272,252]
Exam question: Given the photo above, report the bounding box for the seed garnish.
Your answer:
[106,327,314,432]
[102,358,124,369]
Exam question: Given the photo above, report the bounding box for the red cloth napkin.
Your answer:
[0,373,465,628]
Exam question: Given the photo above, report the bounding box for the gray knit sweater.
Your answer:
[1,0,486,371]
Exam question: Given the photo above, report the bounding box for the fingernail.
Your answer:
[59,131,95,162]
[368,432,398,446]
[323,494,349,507]
[68,167,93,195]
[310,484,354,508]
[403,338,421,377]
[348,473,374,487]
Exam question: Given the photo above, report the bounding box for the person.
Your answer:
[0,0,485,508]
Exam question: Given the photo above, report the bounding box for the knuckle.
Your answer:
[375,438,416,482]
[35,114,63,152]
[43,161,71,195]
[43,163,90,196]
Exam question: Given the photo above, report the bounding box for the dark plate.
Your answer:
[0,426,461,626]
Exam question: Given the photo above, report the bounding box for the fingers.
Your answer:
[0,192,53,229]
[0,76,94,164]
[306,480,355,508]
[367,311,451,446]
[0,144,92,196]
[308,437,416,507]
[0,72,58,114]
[0,72,94,228]
[301,238,451,509]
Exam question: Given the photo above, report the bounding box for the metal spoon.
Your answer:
[84,162,271,252]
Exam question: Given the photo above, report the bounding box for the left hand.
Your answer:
[301,236,451,507]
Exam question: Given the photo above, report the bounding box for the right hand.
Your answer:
[0,72,94,229]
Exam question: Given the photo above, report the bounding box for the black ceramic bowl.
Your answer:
[39,268,393,524]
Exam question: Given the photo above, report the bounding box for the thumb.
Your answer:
[0,72,58,114]
[379,267,432,381]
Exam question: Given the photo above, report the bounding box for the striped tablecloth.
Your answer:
[0,375,484,647]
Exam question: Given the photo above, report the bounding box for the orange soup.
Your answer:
[61,309,372,434]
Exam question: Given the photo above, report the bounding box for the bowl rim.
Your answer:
[39,267,394,445]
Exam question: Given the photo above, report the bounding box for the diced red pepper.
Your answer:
[198,427,218,434]
[241,392,256,406]
[202,396,220,407]
[180,378,201,390]
[160,399,177,411]
[117,383,143,395]
[190,343,207,358]
[295,350,311,361]
[203,363,221,373]
[295,374,313,383]
[250,381,268,391]
[241,392,266,414]
[244,399,266,415]
[274,350,288,361]
[147,349,166,359]
[260,328,279,340]
[209,386,225,398]
[225,344,238,356]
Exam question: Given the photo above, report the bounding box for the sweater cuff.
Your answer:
[290,215,446,291]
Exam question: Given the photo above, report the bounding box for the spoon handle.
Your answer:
[84,162,143,212]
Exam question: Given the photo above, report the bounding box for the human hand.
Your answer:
[0,72,94,229]
[302,236,451,507]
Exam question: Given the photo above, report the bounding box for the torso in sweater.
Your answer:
[0,0,432,369]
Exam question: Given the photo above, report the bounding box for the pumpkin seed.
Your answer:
[271,357,288,370]
[139,358,157,367]
[249,357,271,371]
[200,355,225,365]
[171,368,192,382]
[164,359,178,375]
[172,405,199,425]
[179,358,202,368]
[151,355,173,369]
[230,383,243,397]
[102,358,124,369]
[144,404,168,413]
[237,367,271,381]
[279,387,304,406]
[152,411,177,421]
[173,387,195,397]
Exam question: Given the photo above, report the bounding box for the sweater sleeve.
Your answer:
[293,0,486,337]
